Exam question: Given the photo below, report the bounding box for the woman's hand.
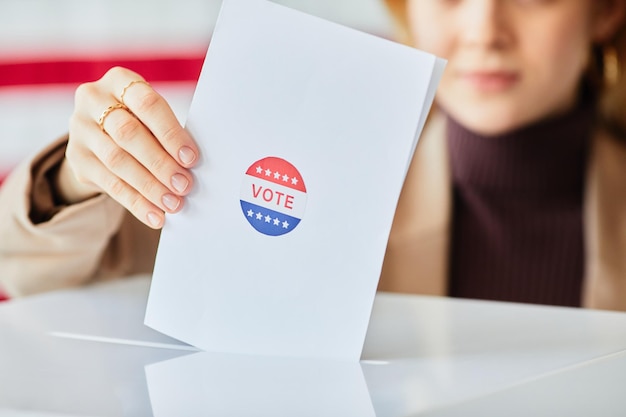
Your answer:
[55,66,198,229]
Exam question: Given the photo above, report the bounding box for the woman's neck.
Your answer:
[445,98,594,193]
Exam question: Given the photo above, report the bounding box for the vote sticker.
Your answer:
[240,157,307,236]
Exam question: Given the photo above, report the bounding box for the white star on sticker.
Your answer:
[274,171,281,179]
[282,174,290,182]
[265,215,272,223]
[256,166,263,174]
[291,177,298,185]
[282,220,290,229]
[265,169,272,176]
[273,218,280,226]
[247,209,254,217]
[256,212,263,220]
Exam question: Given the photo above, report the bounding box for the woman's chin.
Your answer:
[439,103,530,137]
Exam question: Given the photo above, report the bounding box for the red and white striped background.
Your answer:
[0,0,393,186]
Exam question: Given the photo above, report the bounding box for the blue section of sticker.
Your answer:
[240,200,301,236]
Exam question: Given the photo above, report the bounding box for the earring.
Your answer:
[604,45,620,86]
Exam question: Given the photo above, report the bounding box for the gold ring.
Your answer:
[97,103,128,132]
[120,80,151,106]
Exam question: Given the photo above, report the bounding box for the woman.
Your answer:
[1,0,625,310]
[378,0,626,311]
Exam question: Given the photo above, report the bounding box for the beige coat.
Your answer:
[2,114,626,310]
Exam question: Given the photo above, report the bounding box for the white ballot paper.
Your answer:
[146,0,445,361]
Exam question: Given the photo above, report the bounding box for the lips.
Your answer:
[457,70,520,92]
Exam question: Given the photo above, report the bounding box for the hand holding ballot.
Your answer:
[54,67,199,229]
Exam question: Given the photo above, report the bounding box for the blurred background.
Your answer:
[0,0,394,184]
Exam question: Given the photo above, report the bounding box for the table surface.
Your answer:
[1,275,626,417]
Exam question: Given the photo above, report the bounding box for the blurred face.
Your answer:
[407,0,599,135]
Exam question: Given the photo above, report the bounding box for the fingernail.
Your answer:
[179,146,196,166]
[171,173,189,193]
[147,212,162,228]
[162,193,181,212]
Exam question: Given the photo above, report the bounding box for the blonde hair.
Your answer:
[598,27,626,137]
[383,0,626,138]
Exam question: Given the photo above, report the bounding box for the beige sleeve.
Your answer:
[0,137,160,297]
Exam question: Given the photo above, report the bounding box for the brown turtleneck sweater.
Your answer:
[447,104,593,307]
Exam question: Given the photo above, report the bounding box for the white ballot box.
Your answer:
[146,0,445,361]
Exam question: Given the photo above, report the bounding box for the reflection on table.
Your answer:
[1,275,626,416]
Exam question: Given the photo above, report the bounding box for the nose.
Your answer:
[459,0,512,49]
